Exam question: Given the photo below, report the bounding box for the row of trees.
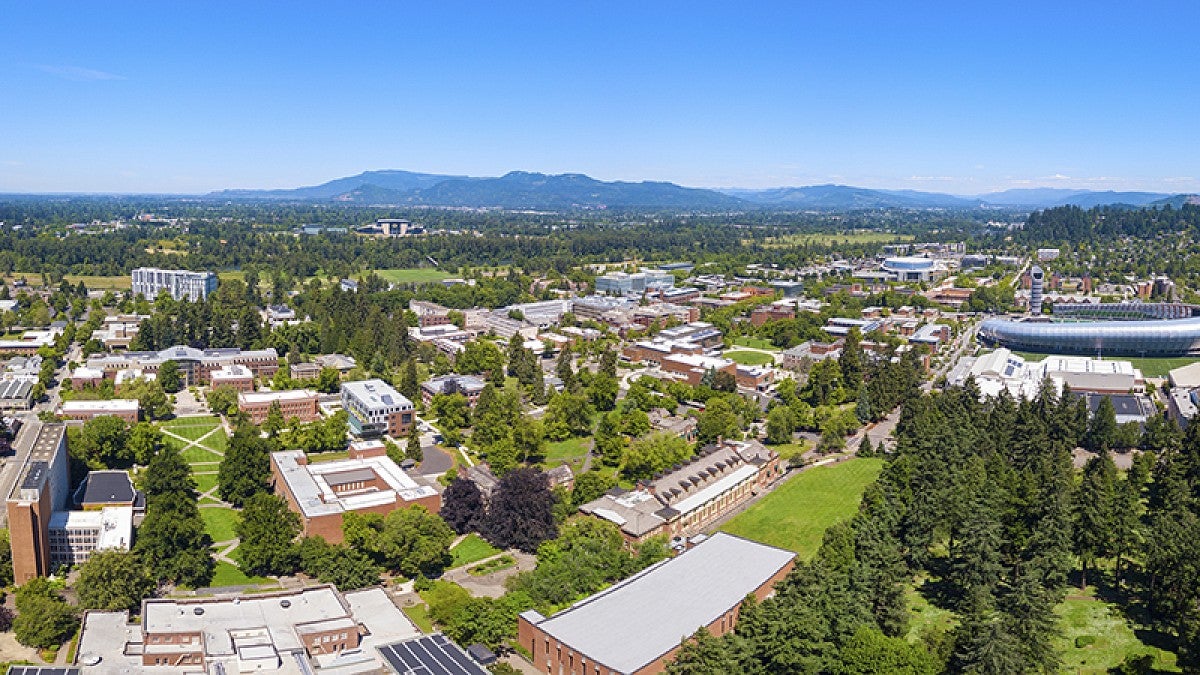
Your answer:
[668,379,1198,673]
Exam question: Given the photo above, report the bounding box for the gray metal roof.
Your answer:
[75,470,136,505]
[524,532,794,674]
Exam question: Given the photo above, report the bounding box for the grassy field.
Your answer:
[1055,591,1178,673]
[308,450,350,463]
[731,337,780,351]
[64,275,132,290]
[210,561,270,588]
[721,458,884,559]
[1012,350,1197,378]
[543,436,591,472]
[450,534,500,568]
[180,445,222,464]
[372,268,453,284]
[192,472,219,495]
[402,603,434,633]
[768,441,812,462]
[724,350,776,366]
[200,507,241,542]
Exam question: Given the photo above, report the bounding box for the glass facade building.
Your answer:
[979,317,1200,357]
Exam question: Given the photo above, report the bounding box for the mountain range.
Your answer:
[206,170,1194,210]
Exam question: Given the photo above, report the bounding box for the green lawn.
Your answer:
[402,603,434,633]
[199,429,228,453]
[1011,351,1198,379]
[724,350,775,366]
[732,337,780,351]
[308,450,350,463]
[372,268,453,284]
[450,534,500,568]
[199,507,241,542]
[543,436,591,472]
[767,441,812,462]
[721,458,884,559]
[1055,591,1178,673]
[63,274,132,290]
[209,561,270,588]
[181,445,223,464]
[192,472,219,495]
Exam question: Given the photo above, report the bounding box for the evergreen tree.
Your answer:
[1071,452,1117,589]
[218,423,274,507]
[237,493,301,576]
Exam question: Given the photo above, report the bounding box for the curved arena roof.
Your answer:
[979,316,1200,357]
[882,256,935,271]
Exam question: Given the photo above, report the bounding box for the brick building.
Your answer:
[209,364,255,392]
[238,389,321,425]
[518,533,795,675]
[85,345,279,387]
[270,441,440,544]
[60,399,140,424]
[579,440,781,544]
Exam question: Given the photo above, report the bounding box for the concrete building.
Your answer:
[131,268,218,302]
[579,440,781,544]
[1030,265,1045,315]
[238,390,321,425]
[0,378,34,411]
[60,399,140,424]
[270,441,440,543]
[517,533,795,675]
[950,348,1144,399]
[48,507,133,566]
[76,585,421,673]
[341,379,414,438]
[880,256,949,283]
[595,270,674,296]
[420,374,487,407]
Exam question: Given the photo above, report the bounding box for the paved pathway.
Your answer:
[160,423,227,502]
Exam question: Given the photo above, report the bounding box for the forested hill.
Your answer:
[1016,203,1200,244]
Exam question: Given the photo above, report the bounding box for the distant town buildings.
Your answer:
[269,441,440,543]
[595,270,675,296]
[131,267,218,302]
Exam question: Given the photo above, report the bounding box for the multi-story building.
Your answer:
[518,533,795,675]
[6,423,71,584]
[60,399,140,424]
[420,374,487,407]
[76,585,423,672]
[131,267,218,302]
[750,303,796,326]
[86,345,279,387]
[341,379,415,438]
[209,364,255,392]
[238,390,321,425]
[579,440,782,544]
[270,441,440,543]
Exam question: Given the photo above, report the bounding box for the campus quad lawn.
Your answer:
[372,268,453,284]
[200,506,241,542]
[732,337,780,351]
[192,472,219,495]
[450,533,500,568]
[210,561,270,587]
[724,350,775,366]
[181,445,223,465]
[1054,590,1178,673]
[721,458,884,559]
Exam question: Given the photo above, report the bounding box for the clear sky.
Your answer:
[2,1,1198,195]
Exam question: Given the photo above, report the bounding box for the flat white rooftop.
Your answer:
[239,389,318,405]
[61,399,139,413]
[272,450,436,518]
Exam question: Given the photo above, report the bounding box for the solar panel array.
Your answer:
[377,634,489,675]
[7,668,81,675]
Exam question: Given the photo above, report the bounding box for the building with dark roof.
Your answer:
[377,634,491,675]
[579,440,781,544]
[73,470,138,509]
[517,533,795,675]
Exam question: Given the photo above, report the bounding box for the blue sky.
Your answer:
[1,1,1198,194]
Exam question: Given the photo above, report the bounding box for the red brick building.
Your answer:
[517,533,795,675]
[238,389,321,424]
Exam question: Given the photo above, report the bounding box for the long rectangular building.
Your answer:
[131,267,218,301]
[6,423,71,584]
[518,533,795,675]
[85,345,279,387]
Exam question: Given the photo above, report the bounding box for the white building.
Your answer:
[951,348,1144,399]
[48,506,134,565]
[131,268,218,302]
[341,379,415,438]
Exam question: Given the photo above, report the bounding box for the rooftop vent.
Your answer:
[193,607,204,616]
[281,599,291,608]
